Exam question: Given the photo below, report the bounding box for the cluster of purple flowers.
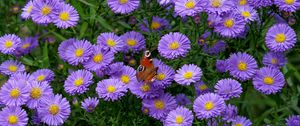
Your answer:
[0,34,38,56]
[21,0,79,29]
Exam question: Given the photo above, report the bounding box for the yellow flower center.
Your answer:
[175,115,184,124]
[37,75,45,81]
[93,54,103,63]
[41,6,51,16]
[143,108,149,114]
[185,0,195,9]
[235,123,243,126]
[241,11,251,18]
[121,75,130,84]
[140,84,150,92]
[211,0,221,8]
[75,48,84,57]
[224,19,234,28]
[48,104,60,115]
[22,43,30,49]
[10,88,20,98]
[30,87,42,99]
[127,39,137,46]
[237,62,247,71]
[183,71,193,79]
[151,22,161,30]
[156,73,166,81]
[8,65,18,72]
[106,39,116,47]
[168,41,180,50]
[263,77,274,85]
[119,0,128,4]
[275,33,286,43]
[74,78,84,87]
[199,84,208,91]
[107,85,116,93]
[271,58,278,64]
[204,101,214,110]
[27,5,33,13]
[239,0,247,5]
[59,12,70,21]
[4,40,13,48]
[7,115,18,124]
[285,0,294,5]
[154,100,165,110]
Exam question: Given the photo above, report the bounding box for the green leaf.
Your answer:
[50,31,66,41]
[117,21,131,29]
[78,0,96,8]
[96,16,113,32]
[19,57,37,67]
[79,22,88,39]
[42,43,50,68]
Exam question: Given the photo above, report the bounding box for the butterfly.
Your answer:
[136,50,158,84]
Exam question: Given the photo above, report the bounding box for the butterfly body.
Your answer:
[136,50,158,84]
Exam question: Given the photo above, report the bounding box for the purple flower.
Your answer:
[157,0,173,6]
[37,94,71,126]
[0,106,28,126]
[215,59,228,73]
[253,67,285,95]
[14,36,39,57]
[9,72,31,83]
[233,0,249,6]
[175,64,202,85]
[64,70,94,95]
[139,16,171,32]
[248,0,273,8]
[274,0,300,12]
[129,81,164,99]
[0,60,26,76]
[207,13,222,28]
[194,81,211,96]
[21,0,33,19]
[58,38,76,61]
[83,45,114,71]
[286,115,300,126]
[121,31,146,53]
[111,65,137,88]
[31,0,61,24]
[265,23,297,52]
[175,94,192,106]
[81,97,99,113]
[263,52,287,68]
[0,34,21,54]
[214,78,242,100]
[105,62,125,76]
[235,5,258,23]
[31,111,42,125]
[0,79,29,107]
[232,116,252,126]
[164,106,194,126]
[227,52,258,81]
[174,0,206,17]
[29,69,55,83]
[202,40,227,55]
[214,12,246,38]
[27,81,53,109]
[96,79,127,101]
[97,32,125,53]
[193,93,226,119]
[142,93,177,120]
[53,3,79,29]
[152,59,175,88]
[221,104,238,122]
[65,39,93,65]
[158,32,191,59]
[204,0,234,14]
[107,0,140,14]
